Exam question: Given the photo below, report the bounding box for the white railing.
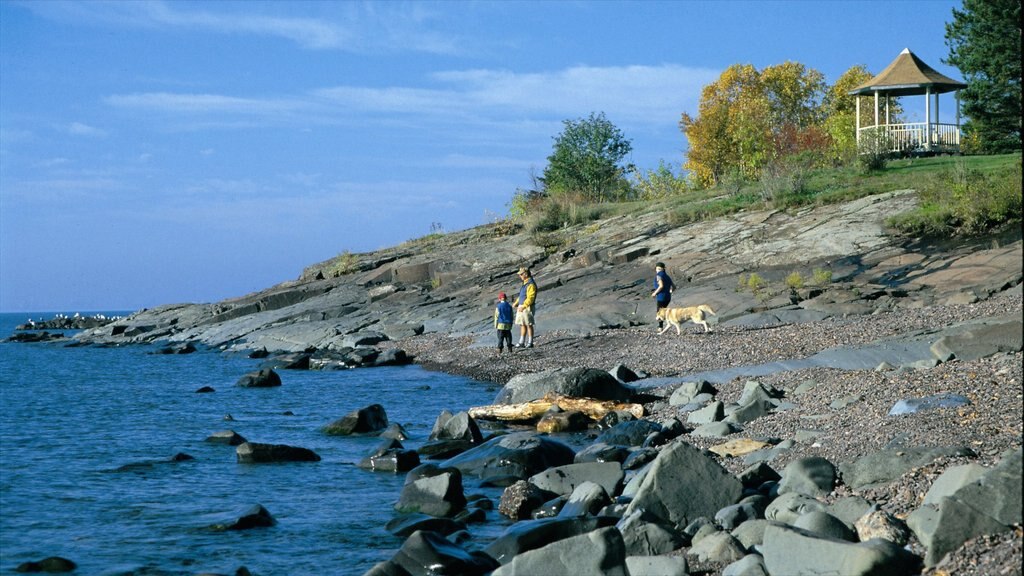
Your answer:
[858,122,962,154]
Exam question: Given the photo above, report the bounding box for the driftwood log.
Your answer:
[468,392,644,423]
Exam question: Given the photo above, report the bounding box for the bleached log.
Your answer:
[468,392,643,423]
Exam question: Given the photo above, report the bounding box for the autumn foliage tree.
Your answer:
[680,62,828,188]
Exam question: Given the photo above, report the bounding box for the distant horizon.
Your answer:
[1,0,966,312]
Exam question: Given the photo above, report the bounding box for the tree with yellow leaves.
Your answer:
[680,62,829,188]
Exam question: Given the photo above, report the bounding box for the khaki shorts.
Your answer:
[515,307,534,326]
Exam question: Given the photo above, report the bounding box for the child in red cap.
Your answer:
[494,292,514,353]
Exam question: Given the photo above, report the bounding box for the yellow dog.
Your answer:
[656,304,717,334]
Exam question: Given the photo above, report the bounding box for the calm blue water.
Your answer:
[0,312,500,575]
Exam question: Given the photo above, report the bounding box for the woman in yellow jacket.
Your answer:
[512,267,538,348]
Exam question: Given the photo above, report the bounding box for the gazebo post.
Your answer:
[925,87,932,151]
[874,91,880,128]
[855,96,861,145]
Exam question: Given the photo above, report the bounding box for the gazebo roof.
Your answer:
[849,48,967,97]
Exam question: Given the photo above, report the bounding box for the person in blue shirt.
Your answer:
[494,291,514,353]
[651,262,674,330]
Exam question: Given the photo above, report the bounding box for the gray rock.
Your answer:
[777,456,837,498]
[625,555,689,576]
[595,420,663,447]
[557,481,610,518]
[394,463,466,517]
[686,401,724,425]
[908,448,1023,566]
[929,317,1023,361]
[908,496,1008,567]
[205,430,247,446]
[921,463,987,505]
[763,492,827,524]
[235,442,320,463]
[209,504,276,531]
[730,519,780,551]
[495,367,633,405]
[762,523,921,576]
[322,403,389,435]
[838,445,975,489]
[484,516,617,565]
[529,461,624,498]
[235,368,281,388]
[792,510,857,542]
[385,513,467,537]
[574,442,630,464]
[723,554,768,576]
[499,480,550,520]
[391,530,497,576]
[724,399,773,424]
[441,432,575,481]
[827,495,873,527]
[737,380,782,406]
[691,421,739,438]
[428,410,483,444]
[609,363,641,383]
[688,531,746,564]
[616,508,685,555]
[491,526,628,576]
[668,380,717,406]
[738,462,781,489]
[854,508,910,546]
[624,440,744,529]
[888,393,971,416]
[715,502,761,530]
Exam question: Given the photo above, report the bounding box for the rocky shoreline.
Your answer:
[366,288,1021,575]
[13,190,1022,575]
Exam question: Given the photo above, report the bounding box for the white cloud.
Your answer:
[68,122,106,137]
[104,92,304,115]
[21,0,462,54]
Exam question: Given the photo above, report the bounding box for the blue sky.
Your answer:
[0,0,964,312]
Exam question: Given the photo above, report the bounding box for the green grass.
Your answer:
[526,153,1021,239]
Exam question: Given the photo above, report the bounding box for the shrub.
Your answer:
[785,271,805,289]
[746,272,767,293]
[857,127,892,172]
[812,268,833,286]
[327,251,359,277]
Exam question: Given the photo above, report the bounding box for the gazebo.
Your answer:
[850,48,967,154]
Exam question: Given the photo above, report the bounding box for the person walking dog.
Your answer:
[652,262,674,330]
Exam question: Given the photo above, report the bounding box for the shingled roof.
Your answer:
[850,48,967,97]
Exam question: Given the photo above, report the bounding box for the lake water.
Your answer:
[0,312,500,575]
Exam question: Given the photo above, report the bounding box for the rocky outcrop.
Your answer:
[61,190,1020,362]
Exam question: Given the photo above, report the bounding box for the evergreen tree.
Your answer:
[944,0,1022,153]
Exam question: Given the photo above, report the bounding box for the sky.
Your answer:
[0,0,966,313]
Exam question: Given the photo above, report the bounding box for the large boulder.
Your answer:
[390,530,498,576]
[838,446,974,489]
[491,526,628,576]
[494,368,633,405]
[440,432,575,482]
[484,516,617,565]
[235,442,320,463]
[394,464,467,518]
[528,461,624,498]
[762,523,920,576]
[624,440,744,529]
[322,404,389,435]
[906,448,1022,567]
[235,368,281,388]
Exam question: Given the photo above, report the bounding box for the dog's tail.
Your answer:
[698,304,717,316]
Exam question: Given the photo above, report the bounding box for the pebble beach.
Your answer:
[395,289,1023,575]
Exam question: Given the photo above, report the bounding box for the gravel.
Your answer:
[393,290,1023,575]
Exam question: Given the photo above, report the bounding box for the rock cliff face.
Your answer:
[75,189,1022,353]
